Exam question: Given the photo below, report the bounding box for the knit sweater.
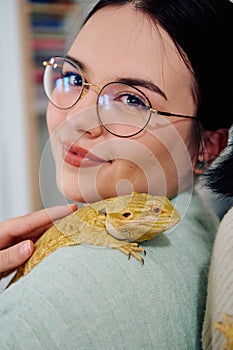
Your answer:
[0,191,218,350]
[202,206,233,349]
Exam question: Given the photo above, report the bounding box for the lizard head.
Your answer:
[105,192,181,242]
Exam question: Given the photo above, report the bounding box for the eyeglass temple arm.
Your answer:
[151,108,196,119]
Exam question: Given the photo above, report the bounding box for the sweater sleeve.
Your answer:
[0,191,218,350]
[202,206,233,350]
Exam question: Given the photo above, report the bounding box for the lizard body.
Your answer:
[10,192,180,284]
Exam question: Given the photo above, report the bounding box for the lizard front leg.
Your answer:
[115,243,146,264]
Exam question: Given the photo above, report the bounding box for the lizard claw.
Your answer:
[116,243,146,264]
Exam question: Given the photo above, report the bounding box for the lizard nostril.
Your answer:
[122,212,131,218]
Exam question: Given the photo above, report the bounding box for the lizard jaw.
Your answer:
[105,217,135,242]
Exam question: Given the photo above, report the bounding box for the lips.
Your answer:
[62,143,107,168]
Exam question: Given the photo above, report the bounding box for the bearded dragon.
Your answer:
[10,192,180,285]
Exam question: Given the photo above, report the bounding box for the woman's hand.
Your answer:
[0,204,77,277]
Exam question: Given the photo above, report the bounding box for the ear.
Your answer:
[194,128,229,174]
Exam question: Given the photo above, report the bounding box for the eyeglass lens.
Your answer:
[97,82,151,137]
[43,57,152,137]
[43,57,84,109]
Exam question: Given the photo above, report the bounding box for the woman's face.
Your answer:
[46,5,197,203]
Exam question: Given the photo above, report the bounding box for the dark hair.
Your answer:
[84,0,233,131]
[204,141,233,197]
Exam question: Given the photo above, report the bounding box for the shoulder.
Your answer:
[0,191,217,350]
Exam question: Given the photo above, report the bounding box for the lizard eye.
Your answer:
[152,206,161,214]
[122,212,132,218]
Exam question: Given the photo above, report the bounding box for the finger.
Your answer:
[0,203,77,248]
[0,240,34,274]
[17,222,56,243]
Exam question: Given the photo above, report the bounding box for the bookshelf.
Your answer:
[26,0,81,116]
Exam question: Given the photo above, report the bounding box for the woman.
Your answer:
[0,0,232,349]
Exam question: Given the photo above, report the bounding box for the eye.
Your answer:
[122,212,132,218]
[62,71,83,87]
[114,93,147,108]
[152,207,161,214]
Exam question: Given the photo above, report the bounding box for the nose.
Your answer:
[66,88,104,138]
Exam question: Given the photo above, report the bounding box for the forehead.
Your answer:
[68,5,192,94]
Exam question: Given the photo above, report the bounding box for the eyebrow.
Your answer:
[115,78,167,100]
[65,54,167,100]
[65,55,85,70]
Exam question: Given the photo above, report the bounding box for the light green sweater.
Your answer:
[0,191,218,349]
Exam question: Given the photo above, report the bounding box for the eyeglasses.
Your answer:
[43,56,196,138]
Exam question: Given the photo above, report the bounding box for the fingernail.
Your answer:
[20,241,32,258]
[69,203,78,210]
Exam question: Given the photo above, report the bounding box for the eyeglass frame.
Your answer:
[43,56,197,138]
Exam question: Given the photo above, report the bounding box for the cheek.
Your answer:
[46,103,67,136]
[96,160,149,198]
[134,123,195,195]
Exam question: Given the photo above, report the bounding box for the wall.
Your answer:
[0,0,40,221]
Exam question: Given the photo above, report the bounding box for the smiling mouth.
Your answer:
[62,143,109,168]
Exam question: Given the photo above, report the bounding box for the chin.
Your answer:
[56,181,101,203]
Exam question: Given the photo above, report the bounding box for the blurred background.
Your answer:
[0,0,232,221]
[0,0,99,220]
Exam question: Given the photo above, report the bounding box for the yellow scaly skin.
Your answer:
[10,192,180,285]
